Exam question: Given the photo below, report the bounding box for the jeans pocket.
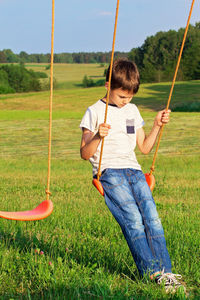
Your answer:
[101,169,124,190]
[127,169,145,182]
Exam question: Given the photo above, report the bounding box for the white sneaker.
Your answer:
[155,271,186,294]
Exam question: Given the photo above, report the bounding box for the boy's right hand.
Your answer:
[98,123,111,138]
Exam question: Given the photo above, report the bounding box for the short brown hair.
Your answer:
[106,58,140,94]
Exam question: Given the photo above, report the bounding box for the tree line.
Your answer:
[129,22,200,82]
[0,50,128,64]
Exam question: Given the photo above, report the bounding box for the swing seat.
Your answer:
[92,178,104,196]
[0,200,53,221]
[92,172,155,196]
[144,173,155,191]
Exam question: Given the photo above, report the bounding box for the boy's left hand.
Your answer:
[154,109,171,127]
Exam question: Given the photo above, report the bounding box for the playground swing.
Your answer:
[0,0,55,220]
[92,0,196,196]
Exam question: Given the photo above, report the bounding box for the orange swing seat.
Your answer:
[0,200,53,221]
[144,173,155,191]
[93,172,155,196]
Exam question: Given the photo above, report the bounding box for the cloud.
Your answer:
[98,11,112,17]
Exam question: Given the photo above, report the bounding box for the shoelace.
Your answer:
[156,272,182,286]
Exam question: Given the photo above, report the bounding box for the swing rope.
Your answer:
[46,0,55,199]
[149,0,195,176]
[97,0,120,181]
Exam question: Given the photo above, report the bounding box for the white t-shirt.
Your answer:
[80,99,144,176]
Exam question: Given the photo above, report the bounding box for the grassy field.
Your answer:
[26,63,107,89]
[0,64,199,299]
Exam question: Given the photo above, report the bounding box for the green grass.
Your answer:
[173,101,200,112]
[25,63,107,89]
[0,70,199,299]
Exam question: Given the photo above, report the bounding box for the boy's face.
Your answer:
[108,87,134,108]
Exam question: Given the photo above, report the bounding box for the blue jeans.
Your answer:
[100,168,172,276]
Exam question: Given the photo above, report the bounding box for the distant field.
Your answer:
[26,63,107,89]
[0,66,199,299]
[0,76,199,112]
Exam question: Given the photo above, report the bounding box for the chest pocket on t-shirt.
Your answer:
[126,119,135,134]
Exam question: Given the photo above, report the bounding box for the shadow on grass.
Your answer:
[4,282,200,300]
[132,80,200,111]
[89,75,104,78]
[0,224,138,280]
[0,226,146,299]
[2,285,156,300]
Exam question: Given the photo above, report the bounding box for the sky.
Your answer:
[0,0,199,54]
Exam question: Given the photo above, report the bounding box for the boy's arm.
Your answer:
[136,109,170,154]
[80,123,111,160]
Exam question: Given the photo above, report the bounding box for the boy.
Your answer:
[80,59,184,293]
